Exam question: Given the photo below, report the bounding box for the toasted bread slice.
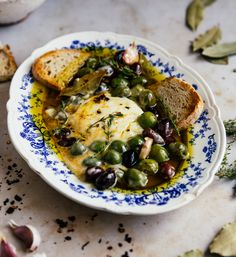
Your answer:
[148,77,204,130]
[32,49,91,91]
[0,44,17,82]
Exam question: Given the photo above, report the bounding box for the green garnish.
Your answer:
[87,112,124,141]
[216,119,236,195]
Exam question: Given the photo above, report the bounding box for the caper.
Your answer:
[111,84,131,97]
[110,140,128,153]
[111,77,129,88]
[138,159,159,175]
[128,135,144,150]
[86,57,98,69]
[103,149,122,164]
[83,156,102,167]
[138,111,157,129]
[125,168,148,188]
[77,67,94,77]
[131,76,147,87]
[149,144,169,163]
[131,84,145,98]
[139,89,156,108]
[89,140,107,153]
[70,141,86,155]
[168,142,189,160]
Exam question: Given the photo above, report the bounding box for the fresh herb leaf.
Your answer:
[203,56,228,65]
[186,0,204,31]
[87,112,124,141]
[192,26,221,51]
[202,42,236,58]
[61,70,106,97]
[224,119,236,136]
[216,119,236,195]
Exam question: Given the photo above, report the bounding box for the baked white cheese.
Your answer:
[65,93,143,175]
[69,93,143,144]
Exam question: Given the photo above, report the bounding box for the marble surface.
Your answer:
[0,0,236,256]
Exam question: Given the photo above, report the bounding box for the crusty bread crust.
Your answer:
[0,44,17,82]
[148,77,204,130]
[32,49,90,91]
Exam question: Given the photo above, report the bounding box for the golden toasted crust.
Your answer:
[32,50,60,90]
[32,49,90,91]
[0,44,17,82]
[148,77,204,130]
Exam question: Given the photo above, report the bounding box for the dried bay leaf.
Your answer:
[201,0,216,7]
[209,221,236,256]
[192,26,221,51]
[186,0,204,31]
[202,42,236,58]
[204,56,228,65]
[179,249,203,257]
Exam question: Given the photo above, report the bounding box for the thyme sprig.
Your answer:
[216,119,236,195]
[86,112,124,141]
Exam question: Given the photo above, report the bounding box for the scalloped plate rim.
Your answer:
[7,31,226,215]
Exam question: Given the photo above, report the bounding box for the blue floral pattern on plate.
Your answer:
[10,35,222,212]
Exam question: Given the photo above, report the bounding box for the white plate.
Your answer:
[7,31,226,215]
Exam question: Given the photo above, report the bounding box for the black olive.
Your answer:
[53,128,71,139]
[95,169,117,190]
[85,166,105,182]
[146,105,160,117]
[142,128,165,145]
[58,137,76,147]
[159,161,176,179]
[122,150,139,168]
[156,118,173,138]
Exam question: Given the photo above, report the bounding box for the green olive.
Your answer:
[168,142,190,160]
[103,150,122,164]
[131,84,145,98]
[70,141,86,155]
[86,57,98,69]
[111,84,131,97]
[138,159,159,175]
[83,156,102,167]
[110,140,128,153]
[89,140,107,153]
[131,76,148,87]
[126,168,148,188]
[114,168,125,184]
[128,135,144,150]
[150,144,169,163]
[111,77,129,88]
[139,89,156,108]
[77,67,94,77]
[138,111,157,129]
